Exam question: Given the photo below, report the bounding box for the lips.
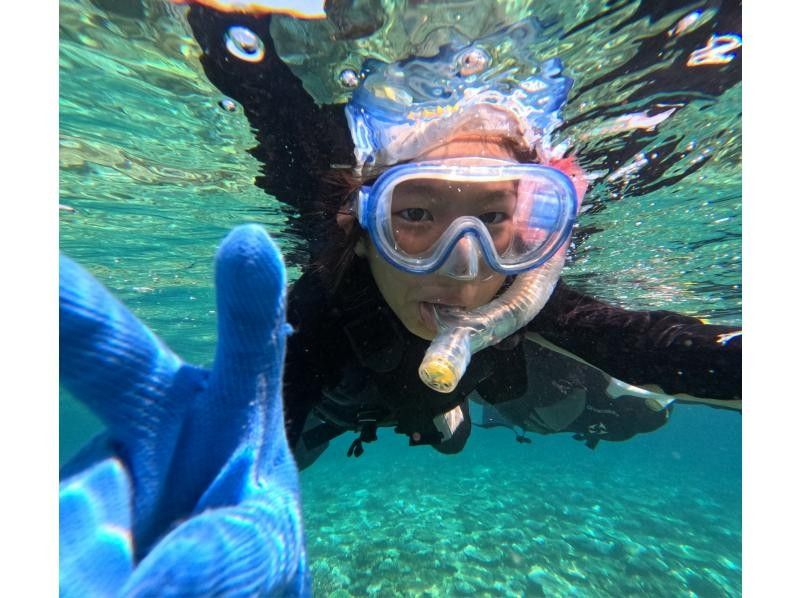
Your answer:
[419,302,439,332]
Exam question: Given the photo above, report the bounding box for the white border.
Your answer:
[0,1,58,594]
[743,1,799,594]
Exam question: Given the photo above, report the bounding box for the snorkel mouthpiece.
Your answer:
[419,248,566,393]
[418,327,472,393]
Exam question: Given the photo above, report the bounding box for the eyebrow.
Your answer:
[394,180,517,206]
[475,187,517,206]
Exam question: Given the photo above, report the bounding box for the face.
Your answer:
[355,139,517,340]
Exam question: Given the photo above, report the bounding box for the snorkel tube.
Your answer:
[419,246,566,393]
[420,150,587,393]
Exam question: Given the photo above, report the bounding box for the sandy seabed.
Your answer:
[301,436,740,597]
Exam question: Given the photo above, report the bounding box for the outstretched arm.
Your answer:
[531,280,741,408]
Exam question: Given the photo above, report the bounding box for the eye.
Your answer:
[397,208,433,222]
[478,211,509,225]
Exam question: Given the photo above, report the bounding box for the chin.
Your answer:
[404,317,437,341]
[414,327,437,341]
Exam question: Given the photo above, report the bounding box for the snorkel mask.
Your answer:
[344,17,580,393]
[354,158,578,278]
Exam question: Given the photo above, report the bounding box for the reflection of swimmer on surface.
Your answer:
[187,6,741,469]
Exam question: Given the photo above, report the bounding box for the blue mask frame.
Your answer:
[355,159,578,276]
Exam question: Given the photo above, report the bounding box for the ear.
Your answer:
[336,212,367,257]
[336,212,355,234]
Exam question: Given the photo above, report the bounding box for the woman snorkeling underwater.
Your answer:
[186,6,741,469]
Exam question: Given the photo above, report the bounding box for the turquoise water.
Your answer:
[60,0,741,595]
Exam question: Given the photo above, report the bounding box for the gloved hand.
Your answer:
[59,224,309,597]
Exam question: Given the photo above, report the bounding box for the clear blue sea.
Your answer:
[60,0,742,595]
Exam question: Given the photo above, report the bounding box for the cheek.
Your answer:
[480,276,507,302]
[366,245,412,304]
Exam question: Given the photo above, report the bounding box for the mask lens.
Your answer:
[505,179,566,260]
[388,177,518,258]
[366,161,577,275]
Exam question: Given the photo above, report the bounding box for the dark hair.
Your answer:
[311,137,539,292]
[311,167,377,291]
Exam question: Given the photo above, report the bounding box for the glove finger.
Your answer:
[60,255,183,441]
[212,224,289,372]
[121,483,308,597]
[208,225,291,435]
[59,457,134,597]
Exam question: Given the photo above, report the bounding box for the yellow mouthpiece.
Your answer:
[419,358,458,394]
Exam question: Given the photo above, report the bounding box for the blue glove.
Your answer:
[59,224,309,597]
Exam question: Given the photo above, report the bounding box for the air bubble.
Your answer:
[458,47,490,76]
[219,97,237,112]
[338,68,359,88]
[225,26,265,63]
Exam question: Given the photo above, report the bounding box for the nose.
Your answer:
[439,234,481,281]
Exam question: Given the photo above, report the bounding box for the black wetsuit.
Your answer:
[185,7,742,468]
[283,259,740,468]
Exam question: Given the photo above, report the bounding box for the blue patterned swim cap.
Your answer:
[344,17,573,172]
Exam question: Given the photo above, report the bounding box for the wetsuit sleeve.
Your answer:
[529,281,741,402]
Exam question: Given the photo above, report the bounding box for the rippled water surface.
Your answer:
[60,0,741,595]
